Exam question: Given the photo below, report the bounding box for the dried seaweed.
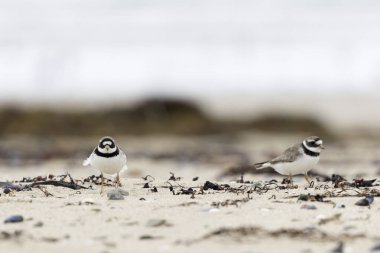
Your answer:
[297,194,326,202]
[141,175,155,181]
[309,171,331,182]
[290,188,380,201]
[211,198,250,208]
[352,179,377,187]
[178,188,195,195]
[29,173,89,190]
[203,181,230,191]
[83,174,113,186]
[236,174,252,184]
[248,181,298,195]
[173,201,198,207]
[0,230,23,240]
[168,172,182,181]
[332,174,347,188]
[0,182,31,191]
[195,225,366,243]
[11,173,89,191]
[30,180,88,190]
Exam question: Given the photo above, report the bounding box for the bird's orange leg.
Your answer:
[100,173,104,194]
[304,172,312,184]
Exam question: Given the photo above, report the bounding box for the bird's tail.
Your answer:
[254,161,271,170]
[82,158,91,166]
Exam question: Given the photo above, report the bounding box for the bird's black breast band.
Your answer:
[302,144,320,157]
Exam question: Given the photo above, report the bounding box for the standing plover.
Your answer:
[83,136,128,193]
[254,136,324,183]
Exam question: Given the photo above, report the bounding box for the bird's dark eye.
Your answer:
[100,139,112,147]
[307,141,319,147]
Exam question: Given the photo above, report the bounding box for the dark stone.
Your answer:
[4,215,24,223]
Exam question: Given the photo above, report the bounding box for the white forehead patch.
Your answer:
[316,140,323,145]
[102,141,113,146]
[98,146,117,154]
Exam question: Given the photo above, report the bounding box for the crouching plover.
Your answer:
[254,136,324,183]
[83,136,128,193]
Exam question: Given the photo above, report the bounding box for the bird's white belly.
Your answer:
[272,156,319,176]
[91,155,125,175]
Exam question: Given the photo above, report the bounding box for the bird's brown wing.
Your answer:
[270,143,302,164]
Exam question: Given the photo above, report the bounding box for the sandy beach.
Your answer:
[0,133,379,253]
[2,1,380,252]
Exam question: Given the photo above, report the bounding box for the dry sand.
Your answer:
[0,133,379,253]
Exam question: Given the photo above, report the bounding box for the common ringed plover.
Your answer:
[83,136,128,193]
[254,136,324,183]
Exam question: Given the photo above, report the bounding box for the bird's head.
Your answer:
[303,136,324,153]
[98,136,117,154]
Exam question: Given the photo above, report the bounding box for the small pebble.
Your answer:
[107,189,129,200]
[117,189,129,196]
[343,225,356,231]
[298,194,309,201]
[315,214,326,221]
[0,230,22,240]
[42,237,60,243]
[140,235,154,240]
[371,244,380,252]
[80,198,95,205]
[366,196,375,204]
[4,215,24,223]
[146,219,170,227]
[335,204,346,209]
[34,221,44,227]
[355,196,374,206]
[3,188,11,194]
[200,207,220,213]
[104,241,117,248]
[300,204,317,210]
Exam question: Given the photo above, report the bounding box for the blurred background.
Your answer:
[1,0,380,177]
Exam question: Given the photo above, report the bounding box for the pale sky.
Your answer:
[1,0,380,106]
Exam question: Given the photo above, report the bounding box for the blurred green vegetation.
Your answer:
[0,99,332,137]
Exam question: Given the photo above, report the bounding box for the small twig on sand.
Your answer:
[142,175,155,182]
[30,181,88,190]
[34,185,54,197]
